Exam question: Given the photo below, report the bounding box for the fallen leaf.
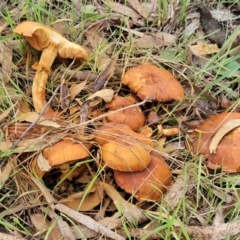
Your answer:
[29,213,62,240]
[36,152,51,172]
[87,89,114,102]
[104,0,142,25]
[60,80,70,109]
[0,159,13,190]
[0,42,13,82]
[60,183,104,211]
[211,9,236,21]
[184,19,199,37]
[93,55,118,92]
[189,43,219,56]
[0,102,18,122]
[101,182,147,224]
[24,112,60,128]
[209,119,240,153]
[69,80,87,101]
[134,33,176,48]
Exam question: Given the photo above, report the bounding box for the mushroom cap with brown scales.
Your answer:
[114,151,172,201]
[122,64,184,102]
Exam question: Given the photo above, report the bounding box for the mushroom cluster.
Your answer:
[92,63,185,200]
[14,21,186,202]
[187,112,240,172]
[94,122,172,201]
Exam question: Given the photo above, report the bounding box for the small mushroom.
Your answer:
[122,64,184,102]
[14,21,88,116]
[187,112,240,172]
[106,96,146,131]
[94,123,153,171]
[114,151,172,201]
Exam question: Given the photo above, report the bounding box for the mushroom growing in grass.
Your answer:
[187,112,240,172]
[106,96,146,132]
[122,63,184,102]
[32,138,92,178]
[114,151,172,201]
[94,122,153,171]
[14,21,88,117]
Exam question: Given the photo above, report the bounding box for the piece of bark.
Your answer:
[197,4,226,47]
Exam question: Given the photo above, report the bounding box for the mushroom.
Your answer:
[14,21,88,116]
[121,64,184,102]
[43,139,91,167]
[94,122,153,171]
[187,112,240,172]
[31,138,92,178]
[106,96,146,131]
[114,151,172,201]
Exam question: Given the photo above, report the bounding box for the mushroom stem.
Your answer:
[32,44,59,114]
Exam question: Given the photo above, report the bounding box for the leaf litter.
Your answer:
[2,1,240,239]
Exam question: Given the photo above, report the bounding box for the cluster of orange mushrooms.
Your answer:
[12,21,240,203]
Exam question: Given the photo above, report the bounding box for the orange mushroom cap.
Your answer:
[114,151,172,201]
[94,122,152,148]
[43,139,91,167]
[102,140,151,172]
[94,123,153,171]
[122,64,184,102]
[187,112,240,172]
[106,96,146,132]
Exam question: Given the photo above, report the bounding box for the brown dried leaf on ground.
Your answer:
[60,183,104,211]
[93,55,118,92]
[128,0,158,21]
[29,213,62,240]
[134,32,176,48]
[189,43,219,56]
[104,0,143,25]
[0,42,13,82]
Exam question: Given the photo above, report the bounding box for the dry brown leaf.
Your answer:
[69,80,87,101]
[134,33,176,48]
[93,55,118,92]
[189,43,219,56]
[60,184,104,211]
[31,178,76,239]
[209,119,240,153]
[87,89,114,102]
[0,233,24,240]
[29,213,62,239]
[0,42,13,82]
[36,152,51,172]
[0,102,18,122]
[24,112,60,128]
[184,19,200,37]
[0,159,13,190]
[60,81,70,109]
[104,0,142,25]
[101,182,147,223]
